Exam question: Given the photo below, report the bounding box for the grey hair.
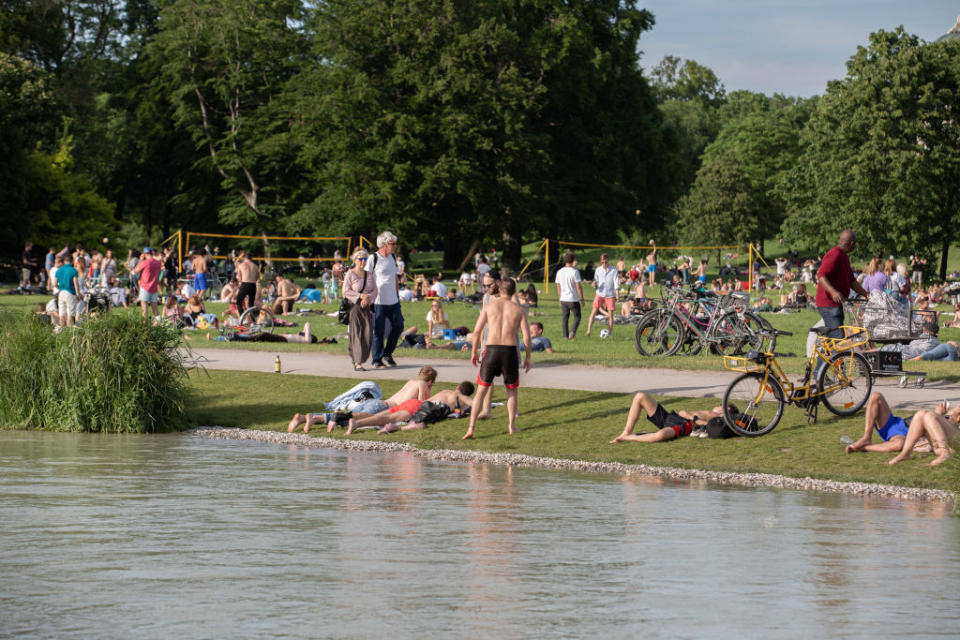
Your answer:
[351,247,369,261]
[376,231,398,248]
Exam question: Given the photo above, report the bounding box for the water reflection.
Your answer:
[0,431,958,639]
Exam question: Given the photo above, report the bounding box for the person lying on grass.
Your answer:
[610,392,737,444]
[226,322,320,343]
[287,366,437,433]
[377,381,476,434]
[845,392,932,456]
[846,392,956,466]
[888,401,960,466]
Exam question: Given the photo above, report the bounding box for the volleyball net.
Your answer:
[182,231,353,272]
[522,240,749,293]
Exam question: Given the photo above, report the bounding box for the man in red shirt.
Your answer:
[134,247,163,318]
[816,230,868,337]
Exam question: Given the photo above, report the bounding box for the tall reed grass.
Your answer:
[0,311,191,432]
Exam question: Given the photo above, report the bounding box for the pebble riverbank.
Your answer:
[192,427,957,504]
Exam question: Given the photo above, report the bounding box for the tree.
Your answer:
[288,0,671,270]
[675,151,762,246]
[700,102,811,253]
[778,29,960,277]
[650,55,726,106]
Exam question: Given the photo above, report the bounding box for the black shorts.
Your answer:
[236,282,257,311]
[477,345,520,389]
[647,404,693,438]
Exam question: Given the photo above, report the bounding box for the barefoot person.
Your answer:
[610,392,735,443]
[844,392,916,455]
[463,278,532,439]
[378,382,476,433]
[888,402,960,466]
[287,366,437,433]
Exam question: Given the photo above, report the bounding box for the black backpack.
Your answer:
[410,401,452,425]
[705,416,740,439]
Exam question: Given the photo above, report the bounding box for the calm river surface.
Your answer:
[1,431,958,639]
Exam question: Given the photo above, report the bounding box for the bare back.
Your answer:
[237,259,259,283]
[192,254,207,275]
[482,296,526,346]
[429,389,470,411]
[385,379,431,406]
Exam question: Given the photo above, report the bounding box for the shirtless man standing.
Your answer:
[646,242,657,286]
[463,278,531,439]
[235,250,260,313]
[192,251,208,299]
[286,366,437,433]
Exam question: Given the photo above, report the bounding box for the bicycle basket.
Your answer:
[723,355,767,373]
[819,325,869,353]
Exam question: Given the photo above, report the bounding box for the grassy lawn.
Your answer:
[185,369,960,492]
[3,279,959,381]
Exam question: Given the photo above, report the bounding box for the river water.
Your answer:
[1,431,958,639]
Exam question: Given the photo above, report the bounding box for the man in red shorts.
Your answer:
[464,278,532,439]
[586,253,619,337]
[609,392,737,444]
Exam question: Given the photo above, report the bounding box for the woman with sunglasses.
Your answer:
[343,247,378,370]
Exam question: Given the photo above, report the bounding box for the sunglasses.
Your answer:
[357,257,368,262]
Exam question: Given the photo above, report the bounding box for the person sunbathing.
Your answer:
[287,366,437,433]
[609,392,736,444]
[887,401,960,466]
[377,382,476,433]
[228,322,318,343]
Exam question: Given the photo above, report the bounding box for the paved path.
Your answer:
[190,347,956,411]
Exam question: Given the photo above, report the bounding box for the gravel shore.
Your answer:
[192,426,957,504]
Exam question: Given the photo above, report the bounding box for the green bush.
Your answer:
[0,311,191,432]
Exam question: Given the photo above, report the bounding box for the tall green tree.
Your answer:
[675,151,762,246]
[288,0,670,270]
[778,29,960,277]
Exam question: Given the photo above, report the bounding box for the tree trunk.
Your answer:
[458,238,480,272]
[500,208,523,274]
[940,235,949,282]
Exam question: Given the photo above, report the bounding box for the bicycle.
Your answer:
[634,287,765,357]
[721,325,873,437]
[221,304,276,338]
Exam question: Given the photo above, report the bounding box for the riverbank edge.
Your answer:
[192,427,957,505]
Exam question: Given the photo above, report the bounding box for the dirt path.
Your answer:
[190,347,955,410]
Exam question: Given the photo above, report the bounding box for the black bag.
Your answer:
[705,416,740,439]
[336,298,352,325]
[337,271,368,325]
[410,401,451,425]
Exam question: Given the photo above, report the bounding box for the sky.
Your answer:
[636,1,960,97]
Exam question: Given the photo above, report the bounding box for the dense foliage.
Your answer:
[0,312,190,432]
[2,4,959,273]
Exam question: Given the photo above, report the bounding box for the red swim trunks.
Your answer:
[390,398,424,415]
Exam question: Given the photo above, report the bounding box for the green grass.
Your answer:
[3,282,959,382]
[185,369,960,492]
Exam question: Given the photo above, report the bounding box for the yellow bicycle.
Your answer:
[721,325,873,436]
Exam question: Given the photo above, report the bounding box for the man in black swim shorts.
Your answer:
[477,345,520,390]
[610,392,736,443]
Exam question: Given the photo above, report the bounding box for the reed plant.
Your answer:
[0,311,191,432]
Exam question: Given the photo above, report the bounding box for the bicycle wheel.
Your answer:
[238,306,276,334]
[658,314,686,356]
[817,351,872,416]
[722,373,786,437]
[634,311,665,356]
[709,312,747,355]
[741,311,772,352]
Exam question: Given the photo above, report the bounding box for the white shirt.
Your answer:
[365,252,399,305]
[395,258,405,275]
[431,281,448,297]
[593,264,618,298]
[775,258,788,276]
[555,266,582,302]
[459,272,471,285]
[398,286,414,302]
[426,310,449,337]
[477,263,491,277]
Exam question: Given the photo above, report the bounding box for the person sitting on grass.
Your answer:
[881,322,958,361]
[845,391,934,457]
[287,366,437,433]
[272,273,302,316]
[519,322,553,353]
[888,401,960,466]
[610,392,736,444]
[426,299,450,338]
[377,381,476,433]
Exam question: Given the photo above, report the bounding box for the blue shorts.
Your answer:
[877,414,909,441]
[193,272,207,291]
[697,275,707,283]
[646,264,656,273]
